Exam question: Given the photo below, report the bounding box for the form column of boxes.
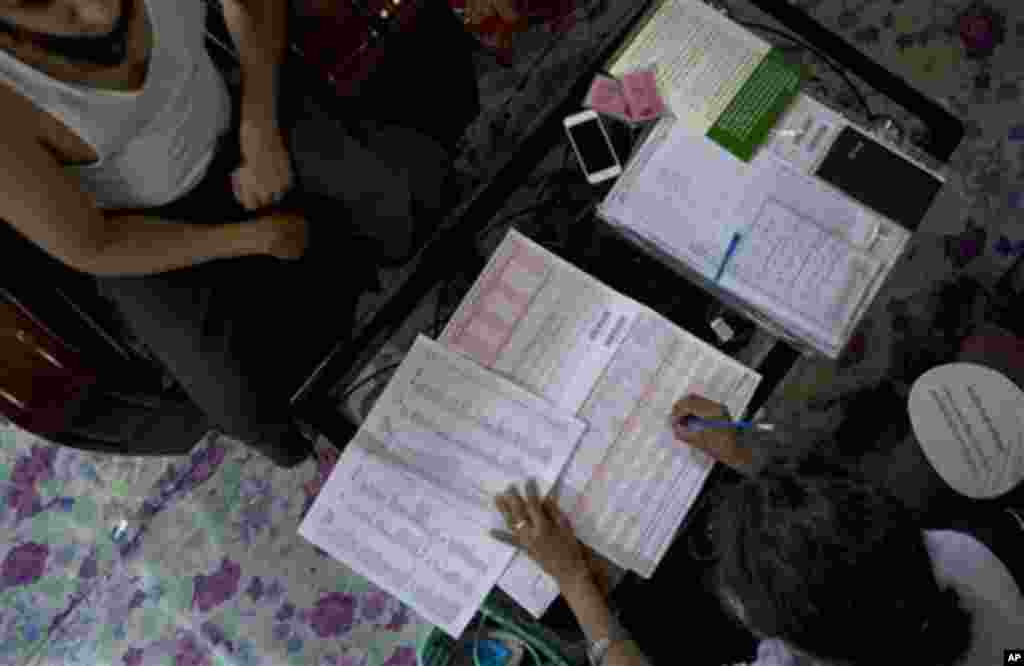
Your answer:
[341,253,543,425]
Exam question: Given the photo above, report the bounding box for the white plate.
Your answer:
[908,363,1024,499]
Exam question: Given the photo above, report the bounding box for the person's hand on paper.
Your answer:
[671,394,754,472]
[494,482,651,666]
[491,479,591,591]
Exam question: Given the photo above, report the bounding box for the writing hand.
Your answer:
[671,394,754,471]
[232,120,295,211]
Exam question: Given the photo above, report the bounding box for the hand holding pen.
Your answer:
[670,394,759,472]
[678,416,775,433]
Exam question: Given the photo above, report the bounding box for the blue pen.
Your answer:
[714,232,742,283]
[676,415,775,433]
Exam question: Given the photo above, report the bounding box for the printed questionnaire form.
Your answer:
[440,230,762,614]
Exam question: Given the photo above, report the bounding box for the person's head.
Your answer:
[0,0,127,66]
[0,0,122,39]
[708,449,973,666]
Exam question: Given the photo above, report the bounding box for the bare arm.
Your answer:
[220,0,288,131]
[560,572,651,666]
[0,123,269,277]
[89,213,269,276]
[493,483,650,666]
[220,0,297,211]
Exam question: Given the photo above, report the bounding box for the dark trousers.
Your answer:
[95,92,371,467]
[96,1,479,467]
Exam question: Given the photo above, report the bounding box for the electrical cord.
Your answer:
[338,362,401,403]
[479,609,575,666]
[476,140,575,245]
[430,136,564,339]
[422,612,569,666]
[340,271,456,404]
[736,21,875,122]
[472,621,546,666]
[343,144,574,401]
[476,200,557,246]
[477,111,647,256]
[433,276,451,339]
[492,630,545,666]
[473,612,489,666]
[346,61,651,405]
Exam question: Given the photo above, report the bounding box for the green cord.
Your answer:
[481,610,574,666]
[418,608,577,666]
[418,629,454,666]
[474,613,488,666]
[489,629,545,666]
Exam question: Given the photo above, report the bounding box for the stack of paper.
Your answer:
[600,116,885,358]
[439,230,762,615]
[300,230,763,631]
[298,335,587,637]
[608,0,801,161]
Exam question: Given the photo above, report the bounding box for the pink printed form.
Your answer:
[448,241,547,367]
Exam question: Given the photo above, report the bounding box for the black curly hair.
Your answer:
[708,449,974,666]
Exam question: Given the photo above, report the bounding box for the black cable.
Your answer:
[475,140,576,243]
[477,199,559,245]
[737,21,875,122]
[433,142,573,339]
[433,271,459,339]
[339,362,402,402]
[433,278,447,338]
[472,612,488,666]
[477,116,646,253]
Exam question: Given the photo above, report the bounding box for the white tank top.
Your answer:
[0,0,232,209]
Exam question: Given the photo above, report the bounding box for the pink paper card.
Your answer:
[621,69,667,122]
[584,74,631,121]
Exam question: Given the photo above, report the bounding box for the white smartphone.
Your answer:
[564,110,622,184]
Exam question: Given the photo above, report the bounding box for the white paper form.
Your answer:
[569,311,759,575]
[298,336,587,637]
[441,231,761,612]
[762,94,846,175]
[608,0,771,135]
[719,200,881,343]
[602,122,882,354]
[623,120,880,251]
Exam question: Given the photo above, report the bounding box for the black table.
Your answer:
[287,0,964,657]
[289,0,963,449]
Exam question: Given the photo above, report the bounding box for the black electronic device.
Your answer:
[815,126,943,231]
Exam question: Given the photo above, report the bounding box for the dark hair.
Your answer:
[708,449,973,666]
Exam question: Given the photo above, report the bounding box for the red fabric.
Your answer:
[453,0,578,63]
[1,296,98,435]
[960,333,1024,377]
[515,0,578,32]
